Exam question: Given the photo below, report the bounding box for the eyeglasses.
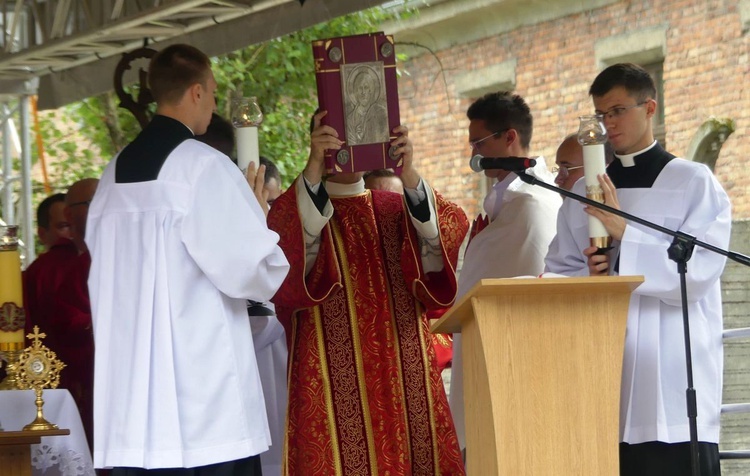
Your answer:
[597,102,647,120]
[67,199,92,208]
[469,130,506,152]
[551,165,584,180]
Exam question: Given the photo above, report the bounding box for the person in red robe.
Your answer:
[23,179,98,451]
[24,193,78,336]
[35,193,73,250]
[268,111,468,475]
[364,169,455,375]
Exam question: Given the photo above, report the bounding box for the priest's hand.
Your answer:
[584,246,610,276]
[584,173,626,241]
[392,125,419,189]
[304,110,343,186]
[246,162,270,216]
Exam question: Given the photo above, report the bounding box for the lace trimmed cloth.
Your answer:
[0,389,95,476]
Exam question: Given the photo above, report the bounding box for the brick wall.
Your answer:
[394,0,750,219]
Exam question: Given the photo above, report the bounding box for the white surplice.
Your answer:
[249,307,287,476]
[545,157,731,444]
[450,159,562,448]
[86,139,290,469]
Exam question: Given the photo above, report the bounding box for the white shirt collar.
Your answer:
[614,140,657,167]
[325,179,365,197]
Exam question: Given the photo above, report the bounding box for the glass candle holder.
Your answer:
[231,96,263,173]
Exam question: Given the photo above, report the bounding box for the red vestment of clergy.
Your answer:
[23,243,94,449]
[23,239,79,337]
[268,183,468,476]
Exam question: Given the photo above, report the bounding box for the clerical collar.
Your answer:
[116,115,195,183]
[325,179,365,197]
[614,140,658,167]
[607,141,675,189]
[151,114,195,136]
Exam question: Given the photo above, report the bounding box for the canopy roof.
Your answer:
[0,0,383,109]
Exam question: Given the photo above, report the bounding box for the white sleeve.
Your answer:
[544,186,591,277]
[407,180,443,273]
[182,161,290,301]
[619,168,731,305]
[298,175,334,275]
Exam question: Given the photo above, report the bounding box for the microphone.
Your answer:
[469,154,536,173]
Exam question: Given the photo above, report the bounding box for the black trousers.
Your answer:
[111,455,262,476]
[620,441,721,476]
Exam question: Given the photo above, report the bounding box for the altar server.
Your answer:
[545,63,730,476]
[86,44,289,475]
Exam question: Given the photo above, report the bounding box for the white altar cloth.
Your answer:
[0,389,95,476]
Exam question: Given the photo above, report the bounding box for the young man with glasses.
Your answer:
[450,91,562,454]
[545,63,731,476]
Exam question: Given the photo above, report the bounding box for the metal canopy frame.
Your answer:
[0,1,290,82]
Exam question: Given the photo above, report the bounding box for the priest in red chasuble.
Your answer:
[268,111,468,476]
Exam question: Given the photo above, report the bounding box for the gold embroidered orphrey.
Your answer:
[16,326,66,430]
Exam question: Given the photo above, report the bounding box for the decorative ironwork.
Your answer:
[114,46,157,130]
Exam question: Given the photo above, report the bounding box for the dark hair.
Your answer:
[467,92,533,150]
[589,63,656,102]
[259,156,281,185]
[195,113,235,157]
[363,168,397,180]
[37,193,65,229]
[148,44,211,105]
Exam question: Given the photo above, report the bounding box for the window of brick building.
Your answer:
[642,62,666,148]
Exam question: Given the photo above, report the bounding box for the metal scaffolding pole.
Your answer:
[19,93,33,265]
[1,101,14,225]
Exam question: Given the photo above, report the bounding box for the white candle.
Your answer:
[583,143,609,243]
[236,126,259,174]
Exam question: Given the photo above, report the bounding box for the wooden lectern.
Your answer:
[0,429,70,476]
[432,276,643,475]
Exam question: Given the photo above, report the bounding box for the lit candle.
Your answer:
[231,96,264,174]
[577,115,612,250]
[0,225,25,350]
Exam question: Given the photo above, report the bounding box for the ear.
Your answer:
[506,128,518,147]
[36,226,46,242]
[189,82,203,105]
[645,98,657,119]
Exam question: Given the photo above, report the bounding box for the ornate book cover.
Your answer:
[312,32,401,174]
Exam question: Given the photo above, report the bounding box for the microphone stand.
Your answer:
[516,171,750,476]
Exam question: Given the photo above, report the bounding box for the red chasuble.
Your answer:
[268,183,468,476]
